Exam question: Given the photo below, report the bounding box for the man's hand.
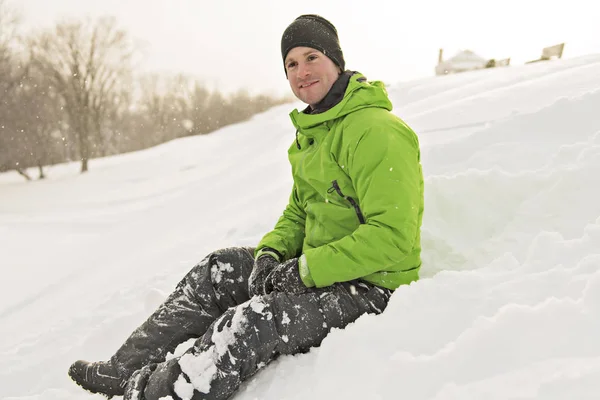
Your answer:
[248,248,280,296]
[265,258,309,295]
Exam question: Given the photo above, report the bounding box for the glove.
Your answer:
[265,258,309,295]
[123,363,157,400]
[248,248,280,296]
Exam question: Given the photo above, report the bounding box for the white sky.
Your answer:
[13,0,600,95]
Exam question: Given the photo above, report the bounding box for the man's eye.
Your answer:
[287,61,297,69]
[307,54,318,61]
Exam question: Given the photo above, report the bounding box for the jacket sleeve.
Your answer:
[255,185,306,260]
[304,121,422,287]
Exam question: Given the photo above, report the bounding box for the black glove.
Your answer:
[265,258,309,295]
[248,248,280,296]
[123,363,157,400]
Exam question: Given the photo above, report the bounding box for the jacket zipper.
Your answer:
[295,129,301,149]
[328,180,366,224]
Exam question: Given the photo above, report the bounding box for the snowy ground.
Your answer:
[1,54,600,400]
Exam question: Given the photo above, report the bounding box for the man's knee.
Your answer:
[208,247,255,299]
[179,247,254,287]
[208,247,255,282]
[177,247,255,312]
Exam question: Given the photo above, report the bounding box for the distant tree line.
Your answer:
[0,1,289,180]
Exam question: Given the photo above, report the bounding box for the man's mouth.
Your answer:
[299,80,319,89]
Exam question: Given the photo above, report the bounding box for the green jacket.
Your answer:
[256,73,423,290]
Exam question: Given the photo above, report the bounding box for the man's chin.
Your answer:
[301,95,325,107]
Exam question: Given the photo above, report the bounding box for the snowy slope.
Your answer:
[1,54,600,400]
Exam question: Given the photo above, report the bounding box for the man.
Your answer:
[68,14,424,400]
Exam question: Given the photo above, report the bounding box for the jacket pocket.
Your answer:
[328,180,366,224]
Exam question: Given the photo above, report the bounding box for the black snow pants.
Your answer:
[112,247,393,400]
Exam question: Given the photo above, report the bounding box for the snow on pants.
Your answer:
[112,247,393,400]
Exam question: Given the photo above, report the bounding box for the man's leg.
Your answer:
[69,246,256,396]
[135,281,393,400]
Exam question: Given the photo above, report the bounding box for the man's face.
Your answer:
[285,46,340,107]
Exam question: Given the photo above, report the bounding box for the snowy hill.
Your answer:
[1,54,600,400]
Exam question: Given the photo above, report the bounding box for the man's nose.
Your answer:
[296,63,310,79]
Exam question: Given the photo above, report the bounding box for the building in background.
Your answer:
[435,49,487,75]
[435,49,511,76]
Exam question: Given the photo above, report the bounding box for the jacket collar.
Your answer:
[289,72,391,131]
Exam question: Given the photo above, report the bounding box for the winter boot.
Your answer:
[68,359,127,397]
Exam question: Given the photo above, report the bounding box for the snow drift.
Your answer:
[1,54,600,400]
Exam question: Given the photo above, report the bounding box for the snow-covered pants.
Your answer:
[112,247,393,400]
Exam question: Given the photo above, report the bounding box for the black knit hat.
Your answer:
[281,14,345,73]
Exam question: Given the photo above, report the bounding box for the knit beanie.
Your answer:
[281,14,345,73]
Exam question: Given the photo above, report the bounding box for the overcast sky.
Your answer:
[13,0,600,96]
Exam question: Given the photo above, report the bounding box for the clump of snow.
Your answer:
[211,261,234,284]
[178,347,218,395]
[249,297,273,320]
[173,375,193,400]
[1,54,600,400]
[211,300,251,359]
[165,338,197,361]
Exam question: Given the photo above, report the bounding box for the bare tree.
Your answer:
[101,86,132,155]
[0,0,33,178]
[0,0,20,89]
[137,73,210,143]
[137,73,180,144]
[15,67,65,178]
[28,16,134,172]
[134,72,290,148]
[1,7,290,180]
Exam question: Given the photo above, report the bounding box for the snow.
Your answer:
[179,348,217,396]
[1,54,600,399]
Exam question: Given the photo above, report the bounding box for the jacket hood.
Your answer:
[289,72,392,130]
